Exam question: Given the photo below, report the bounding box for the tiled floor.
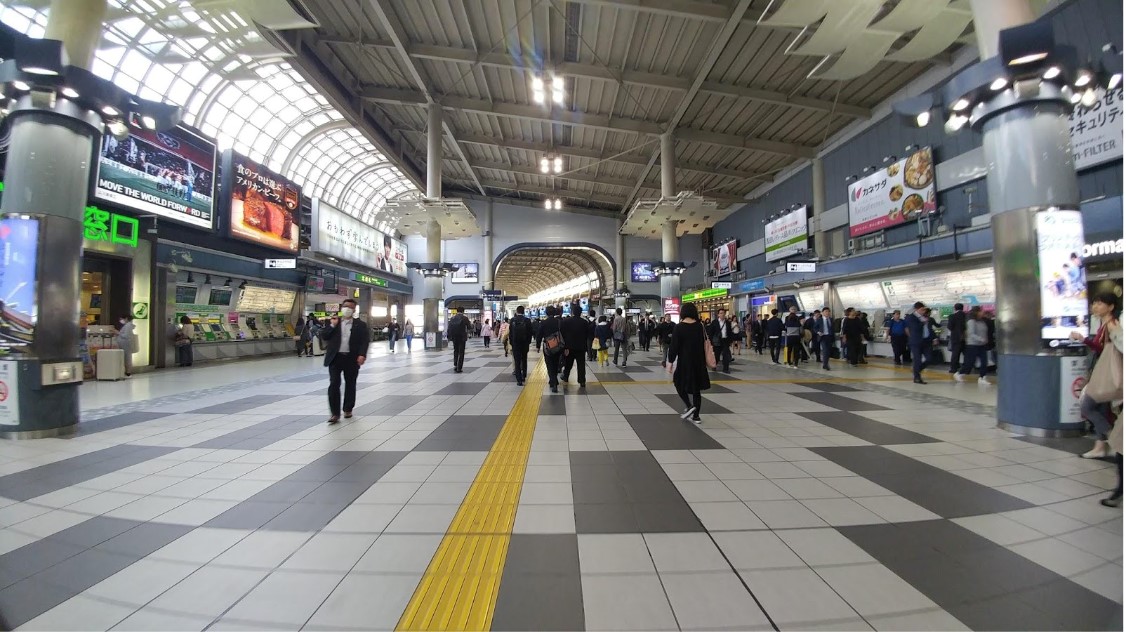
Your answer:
[0,342,1121,631]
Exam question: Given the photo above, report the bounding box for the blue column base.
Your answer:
[0,360,79,439]
[996,353,1085,437]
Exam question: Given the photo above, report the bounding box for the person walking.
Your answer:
[611,308,627,365]
[115,314,136,377]
[508,306,534,386]
[954,306,991,385]
[708,308,733,373]
[818,308,834,370]
[594,316,613,367]
[946,303,967,375]
[904,301,931,384]
[560,302,590,388]
[174,315,194,367]
[887,310,909,366]
[321,298,370,424]
[841,308,865,368]
[809,310,823,365]
[447,307,471,372]
[482,319,492,348]
[403,320,415,352]
[858,311,871,364]
[537,306,564,393]
[500,318,511,357]
[387,318,400,353]
[751,313,765,355]
[1071,293,1122,460]
[783,306,803,368]
[667,302,710,424]
[656,315,674,366]
[764,309,784,364]
[730,315,742,356]
[294,315,306,357]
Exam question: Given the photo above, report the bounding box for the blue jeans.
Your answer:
[959,345,987,378]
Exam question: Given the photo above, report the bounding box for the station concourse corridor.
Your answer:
[0,344,1119,631]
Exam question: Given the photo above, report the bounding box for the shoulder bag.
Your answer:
[702,324,717,370]
[543,330,565,356]
[1085,328,1123,403]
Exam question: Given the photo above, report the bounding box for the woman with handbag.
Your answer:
[1071,293,1123,461]
[666,302,713,424]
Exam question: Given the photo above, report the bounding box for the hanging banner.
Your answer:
[765,206,809,262]
[710,241,737,277]
[847,147,937,238]
[1069,86,1124,171]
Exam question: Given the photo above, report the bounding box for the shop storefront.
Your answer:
[1083,235,1123,331]
[681,288,730,320]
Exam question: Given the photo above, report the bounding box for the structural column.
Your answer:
[423,103,443,348]
[481,200,493,289]
[426,103,442,199]
[811,157,827,257]
[969,0,1082,435]
[661,220,680,310]
[660,133,676,199]
[1,0,106,437]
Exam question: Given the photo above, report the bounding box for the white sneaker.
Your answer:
[978,377,991,385]
[680,406,697,420]
[1082,441,1111,459]
[953,373,964,382]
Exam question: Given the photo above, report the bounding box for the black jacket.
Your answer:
[536,316,561,348]
[656,320,674,343]
[447,313,471,341]
[560,315,590,351]
[321,318,371,366]
[508,314,533,349]
[764,316,784,338]
[947,310,967,345]
[842,317,865,340]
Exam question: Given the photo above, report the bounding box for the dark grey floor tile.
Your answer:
[261,501,349,531]
[572,480,630,504]
[0,538,87,588]
[574,503,639,534]
[570,464,619,484]
[621,478,683,503]
[705,384,737,394]
[952,594,1075,631]
[204,501,292,529]
[560,383,606,395]
[355,451,410,466]
[0,576,83,629]
[569,452,614,466]
[799,411,940,445]
[0,447,177,501]
[95,523,193,558]
[540,395,567,416]
[813,447,1033,518]
[597,372,634,382]
[75,412,174,435]
[1016,578,1124,630]
[300,481,372,505]
[192,415,318,450]
[309,451,368,466]
[434,382,488,396]
[503,535,580,574]
[49,516,139,548]
[618,365,653,373]
[353,395,430,416]
[634,502,704,532]
[282,373,330,383]
[188,394,296,415]
[31,547,138,592]
[415,417,506,452]
[655,394,734,416]
[250,480,323,503]
[443,366,480,374]
[625,415,725,451]
[794,381,859,393]
[492,572,585,631]
[492,372,520,383]
[790,391,890,411]
[330,463,395,484]
[283,463,351,482]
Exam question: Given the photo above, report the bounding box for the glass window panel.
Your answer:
[143,63,175,95]
[166,79,193,106]
[114,73,140,95]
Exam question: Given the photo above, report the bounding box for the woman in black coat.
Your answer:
[666,302,711,424]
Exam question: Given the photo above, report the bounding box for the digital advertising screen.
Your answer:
[848,147,937,238]
[0,217,39,354]
[710,241,737,277]
[451,263,479,284]
[765,206,809,262]
[225,151,301,253]
[631,261,657,283]
[94,125,216,229]
[1036,210,1088,348]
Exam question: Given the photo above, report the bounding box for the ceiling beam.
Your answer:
[562,0,731,21]
[362,86,815,159]
[448,189,626,220]
[363,0,486,196]
[320,36,870,119]
[622,0,754,211]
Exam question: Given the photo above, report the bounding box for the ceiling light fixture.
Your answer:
[951,98,970,111]
[1075,69,1093,87]
[10,80,29,91]
[1080,87,1098,107]
[990,77,1008,91]
[915,111,930,127]
[1042,66,1061,79]
[945,114,968,132]
[60,86,78,98]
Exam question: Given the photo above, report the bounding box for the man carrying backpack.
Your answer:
[447,307,471,373]
[508,305,534,386]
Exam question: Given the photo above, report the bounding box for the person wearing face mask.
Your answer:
[320,299,371,424]
[116,315,136,376]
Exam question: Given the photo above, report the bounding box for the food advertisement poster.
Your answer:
[94,126,216,229]
[225,152,301,253]
[310,199,408,277]
[451,263,479,284]
[1036,210,1088,347]
[711,241,737,277]
[847,147,937,238]
[0,217,39,355]
[765,206,809,262]
[631,262,657,283]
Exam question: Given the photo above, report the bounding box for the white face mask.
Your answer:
[340,307,355,318]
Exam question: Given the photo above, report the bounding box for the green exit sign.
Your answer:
[84,205,138,248]
[681,288,729,302]
[356,273,389,287]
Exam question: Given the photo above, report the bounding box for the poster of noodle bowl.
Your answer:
[225,151,301,254]
[847,147,937,238]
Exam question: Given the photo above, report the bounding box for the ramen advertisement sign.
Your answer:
[847,148,937,238]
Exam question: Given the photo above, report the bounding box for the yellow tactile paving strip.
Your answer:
[397,361,547,631]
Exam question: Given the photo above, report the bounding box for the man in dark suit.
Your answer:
[561,302,590,388]
[508,305,534,385]
[321,298,371,423]
[447,306,471,373]
[537,306,563,393]
[904,301,930,384]
[817,308,834,370]
[946,303,966,375]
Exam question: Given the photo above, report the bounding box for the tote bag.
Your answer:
[702,325,717,370]
[1085,338,1123,403]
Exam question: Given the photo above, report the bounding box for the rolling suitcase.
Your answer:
[96,348,126,381]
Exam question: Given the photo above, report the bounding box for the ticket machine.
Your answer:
[242,315,261,339]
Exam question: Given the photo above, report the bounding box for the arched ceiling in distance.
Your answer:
[0,0,416,235]
[493,246,614,303]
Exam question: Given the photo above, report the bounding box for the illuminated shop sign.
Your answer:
[681,288,729,302]
[83,206,138,248]
[355,273,389,287]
